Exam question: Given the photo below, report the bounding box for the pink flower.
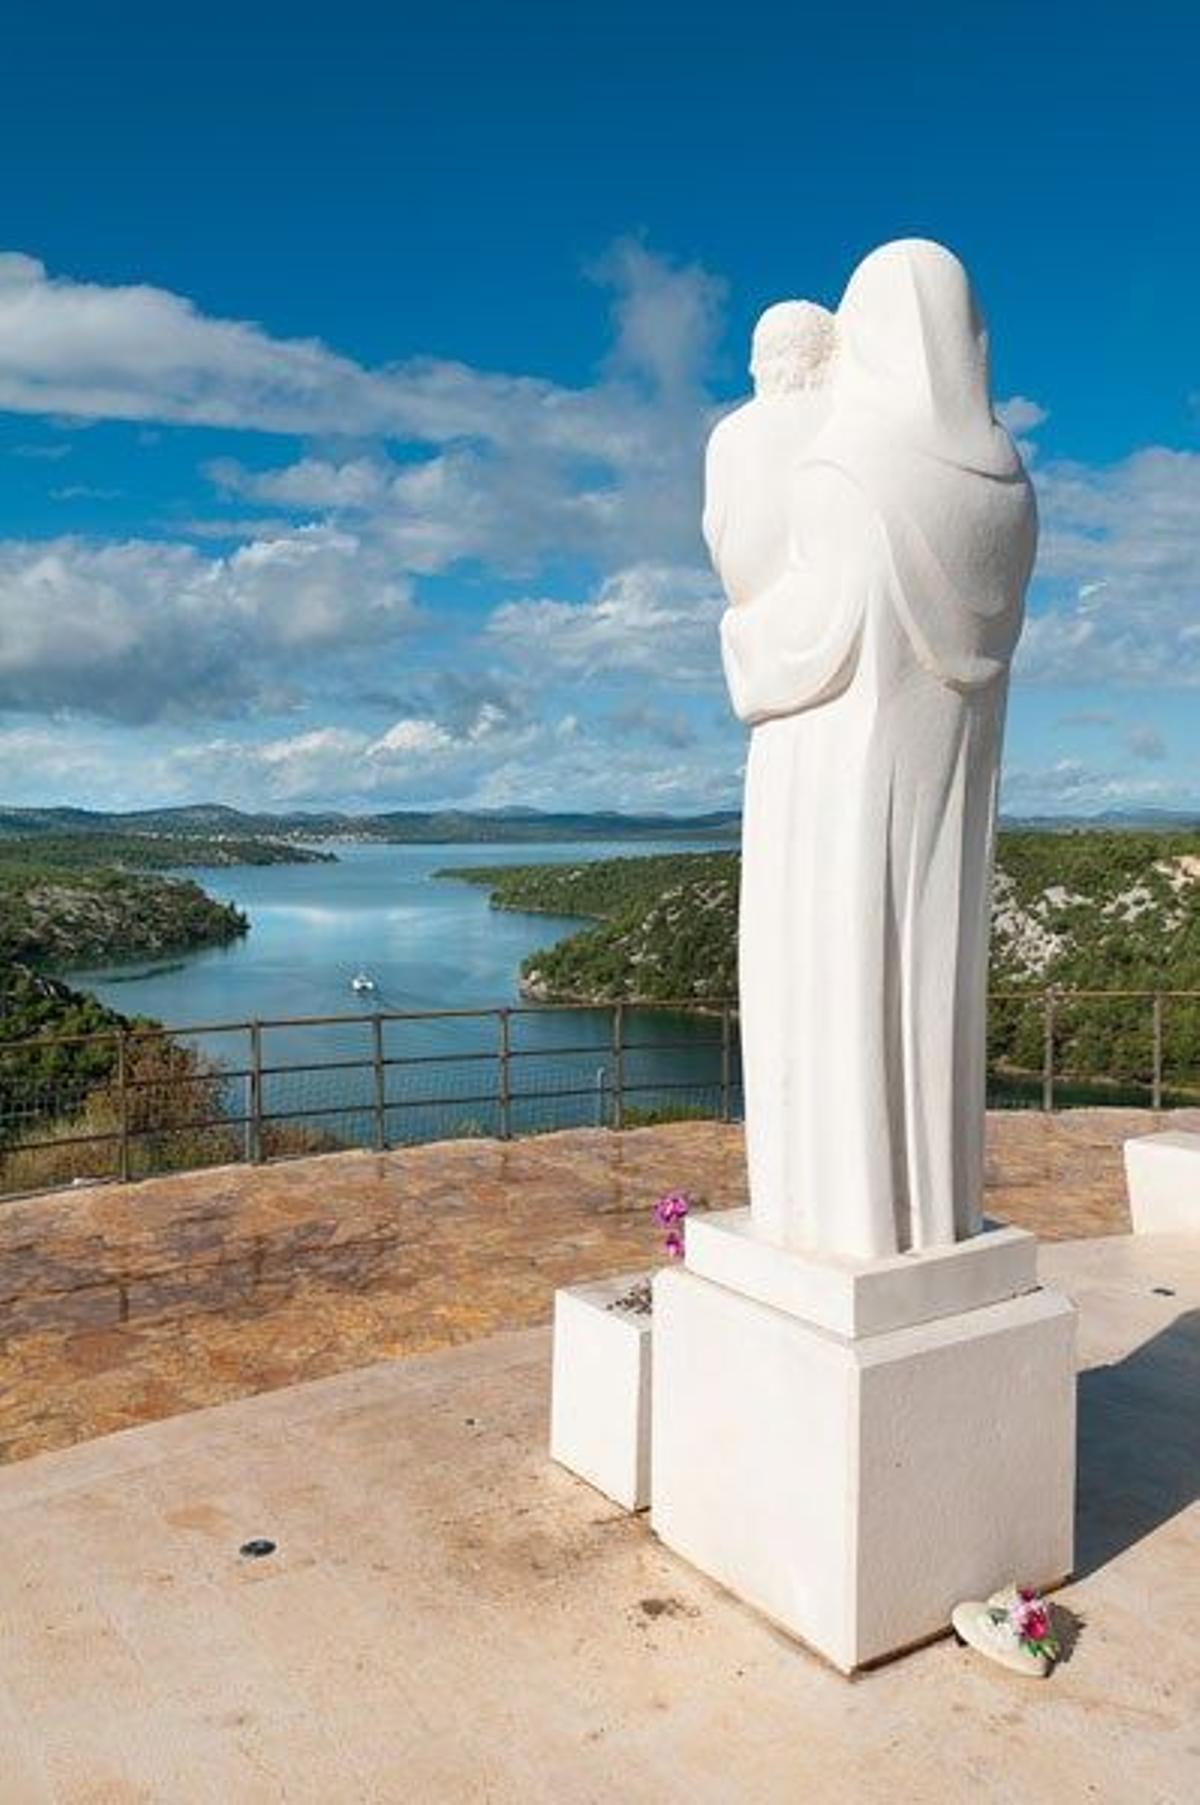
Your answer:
[1009,1590,1052,1645]
[664,1229,685,1259]
[654,1190,691,1227]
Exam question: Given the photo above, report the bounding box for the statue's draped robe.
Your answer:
[715,386,1036,1259]
[703,388,831,612]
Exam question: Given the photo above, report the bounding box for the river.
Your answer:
[65,840,741,1147]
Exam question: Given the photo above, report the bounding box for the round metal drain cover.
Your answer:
[239,1538,277,1559]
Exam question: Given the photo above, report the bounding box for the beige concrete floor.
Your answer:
[0,1233,1196,1805]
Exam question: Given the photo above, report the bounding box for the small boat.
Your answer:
[351,971,376,994]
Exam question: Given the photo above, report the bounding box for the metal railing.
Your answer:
[987,987,1200,1113]
[1,990,1197,1199]
[0,1000,742,1198]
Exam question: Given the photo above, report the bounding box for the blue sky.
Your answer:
[0,0,1196,816]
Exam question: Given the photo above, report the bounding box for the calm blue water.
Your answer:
[64,840,741,1146]
[67,840,655,1022]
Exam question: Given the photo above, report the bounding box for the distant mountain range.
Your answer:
[0,803,744,844]
[0,802,1196,844]
[1002,808,1200,832]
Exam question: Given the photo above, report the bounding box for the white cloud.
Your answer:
[173,700,539,806]
[996,395,1049,434]
[213,443,627,576]
[595,237,727,398]
[0,722,129,798]
[2,244,1196,815]
[1,245,721,584]
[0,248,700,466]
[1018,447,1200,688]
[174,727,366,803]
[487,563,724,683]
[369,717,454,757]
[207,455,388,510]
[1001,758,1189,813]
[0,527,418,721]
[162,688,740,813]
[0,251,373,434]
[174,514,307,542]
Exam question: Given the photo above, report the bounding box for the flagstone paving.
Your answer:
[2,1108,1197,1464]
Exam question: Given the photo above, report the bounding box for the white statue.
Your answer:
[708,240,1036,1260]
[702,300,836,611]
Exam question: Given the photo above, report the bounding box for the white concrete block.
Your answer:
[684,1209,1037,1337]
[1124,1132,1200,1235]
[651,1266,1076,1671]
[551,1272,653,1510]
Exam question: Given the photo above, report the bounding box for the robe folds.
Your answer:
[712,240,1037,1260]
[720,432,1035,1258]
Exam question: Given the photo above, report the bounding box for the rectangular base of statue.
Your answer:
[685,1208,1037,1337]
[551,1272,653,1511]
[651,1243,1076,1673]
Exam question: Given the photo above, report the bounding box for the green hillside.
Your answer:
[446,832,1200,1090]
[0,832,333,871]
[0,802,742,845]
[0,864,247,968]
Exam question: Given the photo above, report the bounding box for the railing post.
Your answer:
[371,1013,387,1151]
[1151,992,1164,1112]
[248,1020,264,1163]
[720,1004,732,1123]
[1041,990,1056,1113]
[116,1029,131,1183]
[611,1002,625,1130]
[497,1008,512,1141]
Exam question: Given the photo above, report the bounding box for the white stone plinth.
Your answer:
[684,1209,1037,1336]
[651,1261,1076,1672]
[1124,1132,1200,1235]
[551,1273,653,1511]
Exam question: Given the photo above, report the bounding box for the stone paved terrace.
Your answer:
[2,1107,1197,1465]
[0,1229,1197,1804]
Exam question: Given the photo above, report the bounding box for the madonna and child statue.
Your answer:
[704,238,1037,1263]
[553,239,1075,1670]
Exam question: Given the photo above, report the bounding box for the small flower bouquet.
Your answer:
[952,1582,1061,1677]
[606,1190,694,1315]
[993,1587,1060,1662]
[653,1189,691,1259]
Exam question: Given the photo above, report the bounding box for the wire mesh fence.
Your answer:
[1,991,1197,1199]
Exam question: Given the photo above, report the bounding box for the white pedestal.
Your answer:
[651,1217,1076,1672]
[685,1208,1037,1336]
[551,1272,653,1510]
[1124,1131,1200,1234]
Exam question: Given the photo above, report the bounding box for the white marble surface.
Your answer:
[708,241,1037,1259]
[651,1264,1076,1672]
[683,1207,1037,1336]
[551,1273,652,1510]
[1124,1130,1200,1234]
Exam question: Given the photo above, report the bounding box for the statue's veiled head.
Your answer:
[835,239,1015,475]
[750,300,836,396]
